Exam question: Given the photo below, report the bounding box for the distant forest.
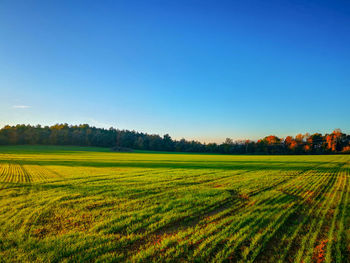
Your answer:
[0,124,349,154]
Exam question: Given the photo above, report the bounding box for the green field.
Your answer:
[0,146,349,262]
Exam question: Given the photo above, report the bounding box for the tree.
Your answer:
[163,134,174,151]
[0,124,349,155]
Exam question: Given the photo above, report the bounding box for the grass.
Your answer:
[0,145,349,262]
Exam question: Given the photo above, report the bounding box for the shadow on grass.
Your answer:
[0,159,346,173]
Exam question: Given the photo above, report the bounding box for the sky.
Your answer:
[1,0,349,143]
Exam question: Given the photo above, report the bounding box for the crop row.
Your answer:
[127,159,349,262]
[0,160,62,185]
[0,150,349,263]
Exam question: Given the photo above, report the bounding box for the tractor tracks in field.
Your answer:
[204,164,338,262]
[126,159,347,262]
[254,160,349,263]
[124,164,324,261]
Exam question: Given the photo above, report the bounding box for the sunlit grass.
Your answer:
[0,146,349,262]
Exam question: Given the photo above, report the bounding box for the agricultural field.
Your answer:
[0,146,349,262]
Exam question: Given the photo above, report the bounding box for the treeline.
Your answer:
[0,124,349,154]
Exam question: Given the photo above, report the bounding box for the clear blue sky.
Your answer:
[1,0,349,143]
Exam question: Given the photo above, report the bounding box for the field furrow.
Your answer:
[0,147,349,262]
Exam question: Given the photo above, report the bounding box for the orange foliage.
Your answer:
[326,129,343,151]
[264,135,280,145]
[290,141,298,149]
[304,144,311,152]
[342,146,350,153]
[313,240,328,263]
